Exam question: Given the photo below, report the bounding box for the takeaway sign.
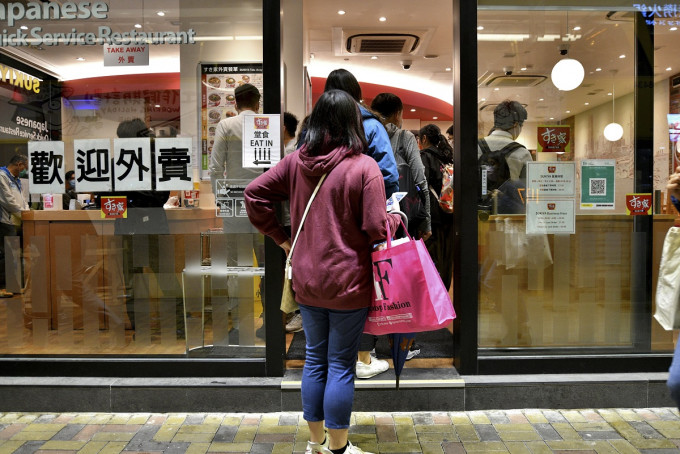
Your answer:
[103,44,149,66]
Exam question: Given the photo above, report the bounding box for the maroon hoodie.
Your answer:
[245,145,400,309]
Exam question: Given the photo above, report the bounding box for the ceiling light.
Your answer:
[134,23,142,28]
[595,67,602,72]
[566,110,571,113]
[619,54,626,59]
[539,98,544,101]
[520,67,527,71]
[445,67,451,71]
[156,11,165,16]
[550,117,555,120]
[585,102,589,105]
[410,108,416,112]
[433,117,438,120]
[338,10,346,15]
[573,26,581,31]
[494,87,499,91]
[76,57,85,61]
[608,92,612,96]
[155,105,161,108]
[667,67,673,71]
[20,25,27,30]
[604,69,623,142]
[477,26,484,30]
[379,16,386,22]
[672,27,678,31]
[551,46,584,91]
[371,56,378,60]
[481,98,486,102]
[478,33,530,41]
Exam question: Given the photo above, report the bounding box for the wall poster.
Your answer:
[198,62,263,180]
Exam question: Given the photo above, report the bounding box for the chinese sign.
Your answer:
[580,159,616,210]
[634,3,680,26]
[537,125,571,154]
[155,138,193,191]
[28,141,64,194]
[199,62,263,179]
[100,196,127,219]
[113,138,152,191]
[28,138,193,194]
[242,114,281,169]
[625,193,653,215]
[103,44,149,67]
[214,179,249,218]
[526,199,576,235]
[74,139,112,192]
[526,162,575,197]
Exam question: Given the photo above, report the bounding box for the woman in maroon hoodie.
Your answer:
[245,90,400,454]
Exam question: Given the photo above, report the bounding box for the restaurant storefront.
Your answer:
[0,0,675,379]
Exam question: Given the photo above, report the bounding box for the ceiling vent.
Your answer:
[479,102,529,112]
[481,74,547,88]
[332,28,433,57]
[346,33,420,54]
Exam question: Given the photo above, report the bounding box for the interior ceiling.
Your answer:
[2,1,677,124]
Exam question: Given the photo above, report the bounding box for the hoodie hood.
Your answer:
[298,144,351,177]
[384,122,398,139]
[422,145,454,165]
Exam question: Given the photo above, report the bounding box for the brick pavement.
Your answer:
[0,409,679,454]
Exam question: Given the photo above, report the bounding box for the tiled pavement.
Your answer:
[1,409,680,454]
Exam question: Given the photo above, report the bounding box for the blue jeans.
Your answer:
[298,304,368,429]
[668,340,680,410]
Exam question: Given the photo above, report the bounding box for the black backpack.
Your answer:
[394,130,427,235]
[478,138,525,211]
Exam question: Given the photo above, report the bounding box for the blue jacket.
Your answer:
[360,105,399,197]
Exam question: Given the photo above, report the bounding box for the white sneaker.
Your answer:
[406,343,420,360]
[305,432,330,454]
[356,357,389,379]
[346,440,374,454]
[285,313,303,332]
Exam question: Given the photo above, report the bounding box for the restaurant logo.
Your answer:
[548,166,556,173]
[254,117,269,130]
[547,203,556,210]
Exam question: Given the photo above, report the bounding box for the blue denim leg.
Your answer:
[668,340,680,410]
[298,304,368,429]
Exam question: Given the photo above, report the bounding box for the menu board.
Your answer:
[199,62,263,180]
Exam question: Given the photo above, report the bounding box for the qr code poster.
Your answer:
[580,159,615,210]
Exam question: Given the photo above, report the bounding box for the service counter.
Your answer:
[21,208,220,331]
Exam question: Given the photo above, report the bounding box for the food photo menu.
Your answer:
[199,62,263,179]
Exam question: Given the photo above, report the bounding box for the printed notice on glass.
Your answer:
[28,140,65,194]
[580,159,615,209]
[214,179,249,218]
[526,161,575,197]
[526,199,575,235]
[242,114,281,169]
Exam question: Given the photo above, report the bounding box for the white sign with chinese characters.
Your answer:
[154,137,193,191]
[28,141,65,194]
[526,199,576,235]
[113,138,152,191]
[242,114,281,169]
[526,162,575,197]
[74,139,112,192]
[103,44,150,67]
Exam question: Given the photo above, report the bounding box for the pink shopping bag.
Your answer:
[364,219,456,335]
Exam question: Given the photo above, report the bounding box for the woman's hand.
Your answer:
[279,239,292,256]
[419,230,432,242]
[669,166,680,201]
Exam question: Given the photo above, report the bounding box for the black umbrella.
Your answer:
[388,332,417,389]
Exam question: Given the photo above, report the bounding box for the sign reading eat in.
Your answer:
[103,44,149,67]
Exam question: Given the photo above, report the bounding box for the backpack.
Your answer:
[478,138,525,212]
[429,162,454,214]
[394,130,427,235]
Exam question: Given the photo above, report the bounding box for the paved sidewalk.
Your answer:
[1,409,680,454]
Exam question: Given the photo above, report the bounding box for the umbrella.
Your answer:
[388,332,416,389]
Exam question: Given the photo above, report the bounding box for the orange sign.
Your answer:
[625,193,652,215]
[537,125,571,153]
[100,196,127,219]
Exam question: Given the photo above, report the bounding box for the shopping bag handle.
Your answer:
[385,214,412,248]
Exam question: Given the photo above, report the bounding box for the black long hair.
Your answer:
[303,89,367,157]
[419,124,453,162]
[324,69,362,102]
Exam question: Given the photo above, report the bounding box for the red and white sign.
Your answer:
[537,125,571,153]
[103,44,149,67]
[100,196,127,219]
[625,193,652,216]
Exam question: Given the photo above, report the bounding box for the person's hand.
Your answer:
[668,166,680,201]
[420,230,432,242]
[279,239,292,256]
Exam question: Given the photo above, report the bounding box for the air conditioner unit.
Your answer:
[332,27,433,57]
[480,74,547,88]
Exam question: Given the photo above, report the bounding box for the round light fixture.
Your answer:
[604,122,623,141]
[551,58,584,91]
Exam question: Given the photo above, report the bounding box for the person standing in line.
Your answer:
[0,154,28,298]
[477,100,532,180]
[323,69,399,198]
[445,125,454,147]
[665,165,680,409]
[62,170,77,210]
[245,90,400,454]
[420,124,454,292]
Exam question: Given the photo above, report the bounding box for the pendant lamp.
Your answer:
[604,70,623,142]
[550,12,584,91]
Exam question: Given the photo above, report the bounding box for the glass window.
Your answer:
[0,1,267,358]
